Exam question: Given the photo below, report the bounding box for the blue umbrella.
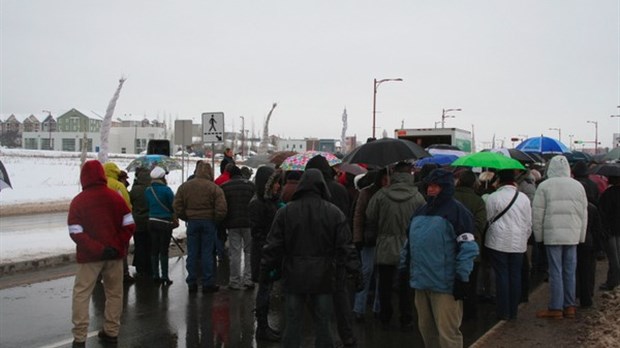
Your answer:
[515,136,570,155]
[414,154,459,168]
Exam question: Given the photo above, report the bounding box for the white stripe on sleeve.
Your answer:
[456,233,475,243]
[123,213,135,226]
[69,224,84,234]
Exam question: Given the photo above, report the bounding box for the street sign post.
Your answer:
[202,112,225,178]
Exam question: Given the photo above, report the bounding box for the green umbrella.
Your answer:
[451,151,526,170]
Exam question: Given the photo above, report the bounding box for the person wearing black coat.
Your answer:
[248,166,282,342]
[129,167,152,277]
[599,176,620,291]
[221,166,256,290]
[572,161,600,206]
[577,202,601,307]
[261,168,361,348]
[304,155,357,346]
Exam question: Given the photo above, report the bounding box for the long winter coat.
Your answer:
[485,184,532,253]
[103,162,131,209]
[221,174,255,228]
[261,168,360,294]
[533,155,588,245]
[173,161,227,222]
[68,160,135,263]
[129,168,151,227]
[400,169,478,293]
[599,185,620,237]
[366,172,426,265]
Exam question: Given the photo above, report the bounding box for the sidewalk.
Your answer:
[471,258,611,347]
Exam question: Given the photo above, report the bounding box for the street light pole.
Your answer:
[372,77,403,139]
[240,116,245,157]
[587,120,598,154]
[548,127,561,142]
[612,107,620,147]
[568,134,574,150]
[441,108,462,128]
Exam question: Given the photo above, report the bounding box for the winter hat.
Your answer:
[150,166,166,179]
[497,169,516,184]
[228,165,242,177]
[571,161,589,178]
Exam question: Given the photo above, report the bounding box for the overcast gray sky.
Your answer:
[1,0,619,149]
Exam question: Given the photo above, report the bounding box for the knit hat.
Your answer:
[150,166,166,179]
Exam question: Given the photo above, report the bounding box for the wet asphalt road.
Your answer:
[0,253,500,348]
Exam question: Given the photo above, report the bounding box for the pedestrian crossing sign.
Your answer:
[202,112,225,143]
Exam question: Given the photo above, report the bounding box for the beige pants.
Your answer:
[414,289,463,348]
[72,259,123,342]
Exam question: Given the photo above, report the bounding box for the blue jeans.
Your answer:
[283,293,334,348]
[353,246,380,314]
[546,245,577,310]
[488,249,523,319]
[186,219,217,287]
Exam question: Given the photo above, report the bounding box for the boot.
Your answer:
[256,325,280,342]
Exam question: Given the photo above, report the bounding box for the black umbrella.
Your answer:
[590,163,620,177]
[342,138,430,167]
[0,159,12,191]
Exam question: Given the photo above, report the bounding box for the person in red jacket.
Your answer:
[68,160,136,347]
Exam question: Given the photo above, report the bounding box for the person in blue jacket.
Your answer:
[400,168,479,348]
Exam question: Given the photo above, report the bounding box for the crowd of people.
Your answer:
[66,147,619,348]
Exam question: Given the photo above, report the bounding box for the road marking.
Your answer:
[39,330,98,348]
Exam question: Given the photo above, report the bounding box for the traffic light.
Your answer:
[574,140,583,144]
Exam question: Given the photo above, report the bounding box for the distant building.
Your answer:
[278,139,306,152]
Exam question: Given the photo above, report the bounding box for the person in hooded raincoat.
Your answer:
[129,167,152,277]
[68,160,135,347]
[533,155,588,319]
[260,168,360,348]
[400,169,478,348]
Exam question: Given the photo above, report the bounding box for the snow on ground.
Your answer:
[0,148,202,263]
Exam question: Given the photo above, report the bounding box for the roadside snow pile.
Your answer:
[582,288,620,347]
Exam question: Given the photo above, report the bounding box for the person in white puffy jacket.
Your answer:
[485,169,532,320]
[532,155,588,320]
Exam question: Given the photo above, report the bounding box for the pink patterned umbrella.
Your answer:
[280,151,341,171]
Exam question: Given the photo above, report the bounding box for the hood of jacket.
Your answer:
[571,161,589,178]
[305,155,336,181]
[103,162,121,180]
[384,172,417,202]
[81,160,108,189]
[292,168,331,201]
[134,167,152,186]
[424,168,455,207]
[254,166,275,199]
[546,155,571,179]
[195,161,214,180]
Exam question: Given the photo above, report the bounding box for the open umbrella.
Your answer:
[426,147,467,158]
[414,154,459,168]
[482,148,536,164]
[335,163,368,176]
[590,163,620,177]
[451,152,526,170]
[280,151,341,171]
[0,159,12,191]
[342,138,430,168]
[515,136,570,155]
[603,147,620,162]
[126,154,182,172]
[269,151,298,167]
[565,150,593,164]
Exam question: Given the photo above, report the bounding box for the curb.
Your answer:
[0,238,187,278]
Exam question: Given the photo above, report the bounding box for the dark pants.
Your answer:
[148,220,173,280]
[577,244,596,307]
[463,262,479,320]
[333,267,354,343]
[255,280,273,329]
[283,293,334,348]
[489,249,523,319]
[377,264,413,326]
[132,223,151,276]
[521,251,531,302]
